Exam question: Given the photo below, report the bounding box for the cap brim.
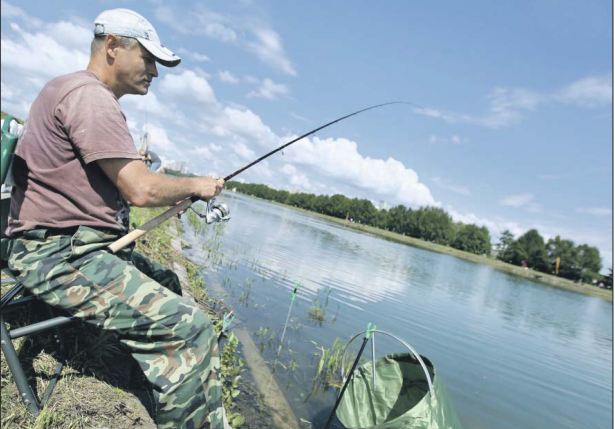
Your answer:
[137,37,181,67]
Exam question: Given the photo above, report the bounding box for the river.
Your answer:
[182,192,613,429]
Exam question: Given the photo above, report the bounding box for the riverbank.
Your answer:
[228,191,612,302]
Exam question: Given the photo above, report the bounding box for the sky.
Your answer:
[1,0,612,270]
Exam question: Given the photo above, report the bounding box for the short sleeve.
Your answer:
[56,84,141,164]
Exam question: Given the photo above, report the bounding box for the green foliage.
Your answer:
[576,244,602,281]
[505,229,548,271]
[496,230,515,260]
[452,224,492,255]
[546,236,580,279]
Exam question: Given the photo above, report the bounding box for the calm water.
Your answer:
[182,192,613,429]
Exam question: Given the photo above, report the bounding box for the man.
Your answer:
[140,148,165,173]
[6,9,225,429]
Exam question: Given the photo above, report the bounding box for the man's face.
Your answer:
[114,42,158,96]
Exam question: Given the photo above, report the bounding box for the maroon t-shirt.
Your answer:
[7,70,141,236]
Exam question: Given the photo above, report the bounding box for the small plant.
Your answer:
[305,337,359,401]
[307,288,333,325]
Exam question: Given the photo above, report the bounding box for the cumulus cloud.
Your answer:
[1,22,90,79]
[219,70,239,84]
[448,207,525,238]
[143,123,174,150]
[247,78,289,100]
[159,70,218,105]
[281,164,312,190]
[283,137,437,207]
[212,107,281,149]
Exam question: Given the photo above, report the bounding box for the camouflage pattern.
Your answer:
[7,226,223,429]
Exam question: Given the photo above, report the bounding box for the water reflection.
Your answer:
[185,192,612,429]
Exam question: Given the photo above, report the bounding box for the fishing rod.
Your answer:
[108,101,421,253]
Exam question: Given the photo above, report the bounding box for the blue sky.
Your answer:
[1,0,612,269]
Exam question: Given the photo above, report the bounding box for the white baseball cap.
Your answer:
[93,8,181,67]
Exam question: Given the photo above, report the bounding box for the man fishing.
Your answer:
[5,8,225,429]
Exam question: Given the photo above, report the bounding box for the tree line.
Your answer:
[495,230,608,285]
[225,181,610,287]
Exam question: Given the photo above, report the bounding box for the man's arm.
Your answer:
[97,158,223,207]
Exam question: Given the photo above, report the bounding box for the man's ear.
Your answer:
[105,35,120,60]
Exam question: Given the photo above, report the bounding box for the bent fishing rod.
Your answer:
[109,101,420,253]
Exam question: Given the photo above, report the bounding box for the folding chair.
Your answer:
[1,116,76,416]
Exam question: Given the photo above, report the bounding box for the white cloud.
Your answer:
[244,75,260,84]
[431,177,472,196]
[177,48,211,62]
[448,207,525,238]
[281,164,312,190]
[219,70,239,84]
[429,135,470,144]
[247,78,289,100]
[212,107,281,149]
[415,76,610,129]
[155,5,296,76]
[499,193,543,212]
[1,22,90,79]
[144,123,174,150]
[232,142,256,160]
[244,27,297,76]
[284,136,437,208]
[576,207,613,216]
[159,70,218,105]
[0,1,43,26]
[556,75,612,107]
[500,193,536,207]
[289,112,310,122]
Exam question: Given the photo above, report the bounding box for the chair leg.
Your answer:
[1,313,42,416]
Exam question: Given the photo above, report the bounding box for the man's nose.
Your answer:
[149,62,159,78]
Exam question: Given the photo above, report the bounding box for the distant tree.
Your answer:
[452,224,492,255]
[387,205,410,234]
[412,207,455,245]
[546,236,579,280]
[496,230,515,261]
[508,229,548,271]
[576,244,602,283]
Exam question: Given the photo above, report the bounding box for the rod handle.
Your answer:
[108,198,196,253]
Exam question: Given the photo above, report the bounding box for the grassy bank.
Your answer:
[0,208,255,428]
[231,191,612,302]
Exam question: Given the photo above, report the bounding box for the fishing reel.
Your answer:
[190,197,231,224]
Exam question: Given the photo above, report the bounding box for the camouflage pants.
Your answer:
[8,226,223,429]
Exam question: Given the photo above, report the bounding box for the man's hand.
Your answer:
[194,177,224,200]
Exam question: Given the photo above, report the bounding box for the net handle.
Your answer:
[340,329,435,397]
